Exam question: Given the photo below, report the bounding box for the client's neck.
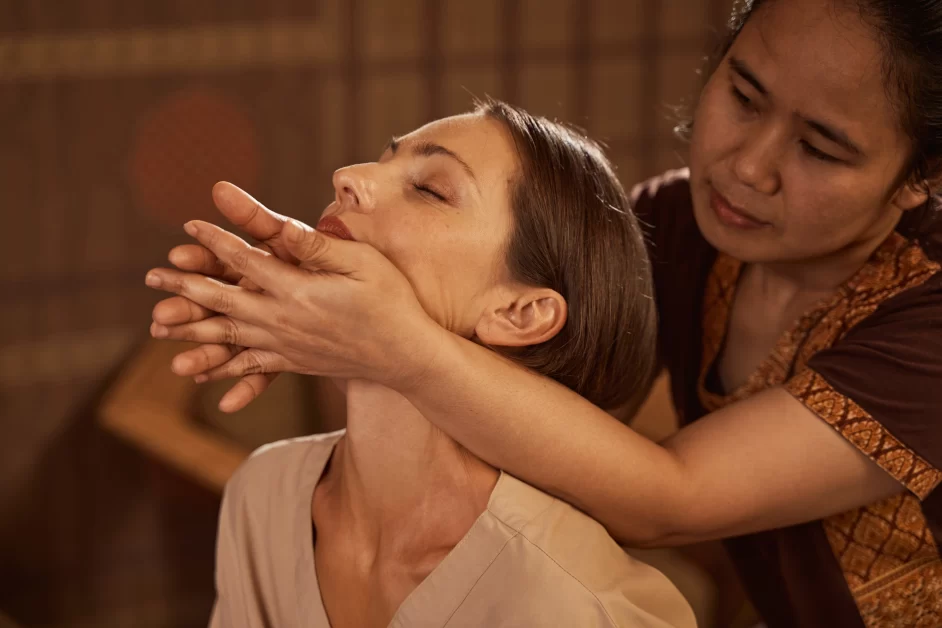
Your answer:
[322,379,498,559]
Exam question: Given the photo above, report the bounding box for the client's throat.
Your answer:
[330,379,497,526]
[311,379,498,627]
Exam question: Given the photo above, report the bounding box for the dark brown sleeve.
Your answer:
[630,170,719,423]
[629,168,696,265]
[784,274,942,500]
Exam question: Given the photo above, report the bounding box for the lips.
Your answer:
[316,215,356,241]
[709,188,770,230]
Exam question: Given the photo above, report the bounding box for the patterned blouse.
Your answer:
[632,169,942,628]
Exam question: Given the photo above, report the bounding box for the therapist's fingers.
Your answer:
[282,219,378,277]
[169,242,276,292]
[169,343,279,412]
[200,348,290,382]
[168,244,242,283]
[152,296,215,327]
[183,220,305,296]
[188,347,287,412]
[217,373,280,413]
[150,315,272,349]
[212,182,298,263]
[170,343,241,376]
[145,267,270,325]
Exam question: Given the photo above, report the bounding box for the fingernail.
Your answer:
[151,324,168,338]
[184,221,199,237]
[194,374,209,384]
[145,272,161,288]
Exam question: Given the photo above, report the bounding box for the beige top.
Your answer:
[209,431,695,628]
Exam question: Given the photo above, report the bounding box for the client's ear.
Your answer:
[475,288,567,347]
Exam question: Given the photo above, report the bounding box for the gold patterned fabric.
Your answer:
[698,233,942,627]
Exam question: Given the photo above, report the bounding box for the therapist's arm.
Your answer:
[394,331,902,546]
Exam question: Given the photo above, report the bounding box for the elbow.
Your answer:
[622,495,730,549]
[614,525,673,549]
[564,493,684,549]
[612,460,711,549]
[627,527,693,549]
[615,513,695,549]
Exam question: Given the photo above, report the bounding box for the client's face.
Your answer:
[319,113,519,335]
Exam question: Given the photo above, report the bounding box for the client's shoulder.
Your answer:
[212,432,343,625]
[225,430,345,506]
[486,473,696,627]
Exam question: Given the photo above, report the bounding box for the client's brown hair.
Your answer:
[477,99,657,411]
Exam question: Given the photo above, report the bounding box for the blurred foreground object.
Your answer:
[99,339,346,493]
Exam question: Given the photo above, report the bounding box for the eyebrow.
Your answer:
[385,136,479,183]
[728,56,864,157]
[802,119,863,157]
[729,57,767,96]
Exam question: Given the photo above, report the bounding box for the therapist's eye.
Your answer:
[800,140,842,164]
[731,86,753,109]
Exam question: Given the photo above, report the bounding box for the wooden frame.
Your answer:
[97,339,250,495]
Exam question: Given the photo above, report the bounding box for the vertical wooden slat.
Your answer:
[639,0,663,174]
[499,0,521,103]
[343,0,362,163]
[424,0,444,121]
[570,0,592,125]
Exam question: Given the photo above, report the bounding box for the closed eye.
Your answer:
[731,86,753,109]
[413,183,447,202]
[800,140,841,164]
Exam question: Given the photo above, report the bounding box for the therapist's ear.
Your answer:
[891,178,931,212]
[475,287,567,347]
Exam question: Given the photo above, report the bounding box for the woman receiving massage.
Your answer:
[148,101,696,627]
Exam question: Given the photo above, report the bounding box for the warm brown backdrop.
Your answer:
[1,1,731,626]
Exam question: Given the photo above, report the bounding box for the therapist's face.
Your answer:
[688,0,926,264]
[318,114,520,335]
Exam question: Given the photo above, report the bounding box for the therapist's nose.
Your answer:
[332,164,377,213]
[731,122,783,197]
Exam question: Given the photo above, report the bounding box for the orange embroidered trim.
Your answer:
[786,370,942,500]
[855,558,942,628]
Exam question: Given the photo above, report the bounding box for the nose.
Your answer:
[332,165,376,213]
[732,124,782,196]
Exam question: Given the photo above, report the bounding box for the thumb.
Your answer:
[283,219,358,274]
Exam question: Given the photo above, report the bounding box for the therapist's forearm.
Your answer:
[398,330,689,546]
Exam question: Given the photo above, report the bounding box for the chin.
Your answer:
[691,201,781,264]
[690,187,734,251]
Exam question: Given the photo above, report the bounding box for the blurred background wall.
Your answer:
[0,1,733,626]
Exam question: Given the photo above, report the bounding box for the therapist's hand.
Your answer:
[150,182,301,410]
[145,211,445,411]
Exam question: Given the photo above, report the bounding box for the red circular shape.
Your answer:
[128,87,261,226]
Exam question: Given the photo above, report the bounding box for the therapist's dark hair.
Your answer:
[678,0,942,253]
[477,99,657,411]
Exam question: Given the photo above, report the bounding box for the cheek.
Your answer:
[380,215,503,297]
[380,218,441,282]
[779,172,888,240]
[690,82,735,166]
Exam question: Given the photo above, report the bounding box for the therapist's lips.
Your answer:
[710,188,770,230]
[316,216,356,241]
